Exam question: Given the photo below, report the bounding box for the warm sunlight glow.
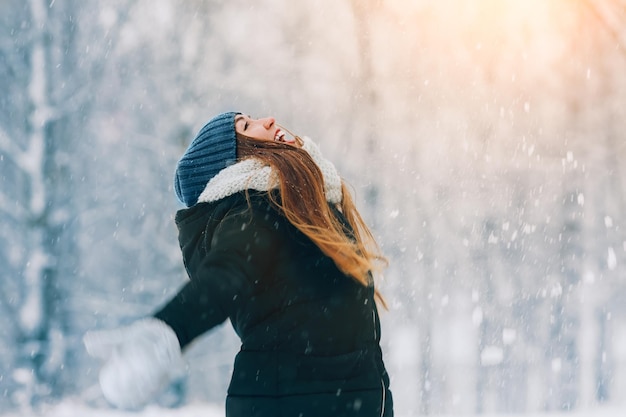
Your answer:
[385,0,578,37]
[378,0,586,93]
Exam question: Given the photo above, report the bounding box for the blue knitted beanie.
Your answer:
[174,112,239,207]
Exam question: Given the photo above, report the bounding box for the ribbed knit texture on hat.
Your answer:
[175,112,238,207]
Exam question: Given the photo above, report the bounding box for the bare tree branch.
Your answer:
[0,284,18,339]
[47,2,137,122]
[0,190,26,222]
[0,126,23,160]
[583,0,626,58]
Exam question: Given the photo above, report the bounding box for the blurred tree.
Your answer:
[0,0,89,406]
[0,0,152,407]
[347,0,382,228]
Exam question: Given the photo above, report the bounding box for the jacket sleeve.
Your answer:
[153,208,279,349]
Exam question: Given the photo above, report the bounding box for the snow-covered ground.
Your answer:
[2,400,625,417]
[0,401,224,417]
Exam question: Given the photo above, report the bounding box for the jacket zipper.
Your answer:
[380,378,386,417]
[372,308,385,416]
[372,310,377,339]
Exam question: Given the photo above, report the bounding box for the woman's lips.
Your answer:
[275,128,295,143]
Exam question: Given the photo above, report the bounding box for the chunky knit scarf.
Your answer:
[197,137,343,205]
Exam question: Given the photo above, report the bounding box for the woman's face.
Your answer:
[234,114,296,144]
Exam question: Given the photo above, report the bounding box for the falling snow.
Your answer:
[2,0,626,416]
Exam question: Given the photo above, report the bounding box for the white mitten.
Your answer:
[83,318,184,409]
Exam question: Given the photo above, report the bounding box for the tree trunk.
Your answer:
[348,0,381,228]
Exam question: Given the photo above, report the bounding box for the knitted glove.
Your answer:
[83,318,184,409]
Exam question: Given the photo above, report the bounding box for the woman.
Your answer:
[84,112,394,417]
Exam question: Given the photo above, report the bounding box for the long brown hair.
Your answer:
[236,133,388,307]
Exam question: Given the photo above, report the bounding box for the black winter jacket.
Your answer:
[154,191,393,417]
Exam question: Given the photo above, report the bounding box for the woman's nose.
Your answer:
[261,117,275,129]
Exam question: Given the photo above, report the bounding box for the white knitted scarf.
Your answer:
[197,136,343,205]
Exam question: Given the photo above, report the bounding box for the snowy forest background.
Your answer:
[1,0,626,416]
